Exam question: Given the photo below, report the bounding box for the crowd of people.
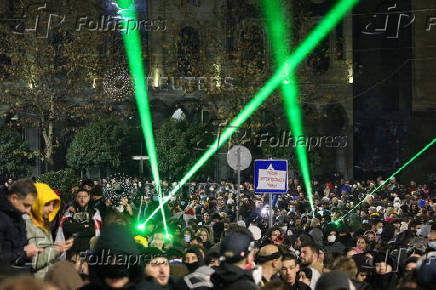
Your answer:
[0,174,436,290]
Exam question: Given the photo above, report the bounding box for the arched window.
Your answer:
[177,26,200,75]
[239,25,265,70]
[307,37,330,74]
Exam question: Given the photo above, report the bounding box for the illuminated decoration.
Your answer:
[102,173,138,206]
[213,60,222,88]
[116,0,169,238]
[336,138,436,223]
[348,66,353,84]
[261,0,314,215]
[153,68,160,88]
[141,0,360,226]
[102,65,134,101]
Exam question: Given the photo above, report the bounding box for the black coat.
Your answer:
[136,276,176,290]
[78,281,136,290]
[0,189,28,274]
[210,263,258,290]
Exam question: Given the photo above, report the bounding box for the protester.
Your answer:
[256,243,283,285]
[57,188,101,259]
[44,261,84,290]
[299,243,321,290]
[210,226,258,290]
[0,276,58,290]
[25,183,73,279]
[0,179,41,276]
[137,247,175,289]
[0,171,435,290]
[78,224,142,290]
[280,253,310,290]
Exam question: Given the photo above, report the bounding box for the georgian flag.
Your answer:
[171,205,196,222]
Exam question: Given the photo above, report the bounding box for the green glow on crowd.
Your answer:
[336,138,436,223]
[261,0,314,215]
[141,0,359,225]
[117,0,168,236]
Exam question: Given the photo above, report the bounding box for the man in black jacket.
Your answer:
[210,226,259,290]
[60,188,101,259]
[0,179,41,275]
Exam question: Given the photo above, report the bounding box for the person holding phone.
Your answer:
[0,179,42,275]
[25,183,73,279]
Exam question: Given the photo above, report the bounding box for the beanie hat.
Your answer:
[315,270,354,290]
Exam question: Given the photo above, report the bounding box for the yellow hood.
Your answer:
[31,183,60,232]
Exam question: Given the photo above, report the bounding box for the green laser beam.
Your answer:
[117,0,169,237]
[336,137,436,222]
[261,0,315,216]
[141,0,359,226]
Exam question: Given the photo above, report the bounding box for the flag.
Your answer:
[183,206,196,221]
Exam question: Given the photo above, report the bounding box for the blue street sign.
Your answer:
[254,160,288,194]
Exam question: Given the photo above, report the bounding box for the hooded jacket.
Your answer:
[210,263,258,290]
[0,187,28,274]
[25,183,61,279]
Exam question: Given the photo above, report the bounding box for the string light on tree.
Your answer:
[103,66,134,101]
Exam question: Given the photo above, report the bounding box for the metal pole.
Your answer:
[237,147,241,222]
[269,193,273,228]
[137,196,144,222]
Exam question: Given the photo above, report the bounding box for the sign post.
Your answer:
[254,159,288,228]
[227,145,251,222]
[132,156,149,176]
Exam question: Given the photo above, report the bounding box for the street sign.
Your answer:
[254,160,288,194]
[227,145,252,171]
[227,145,252,222]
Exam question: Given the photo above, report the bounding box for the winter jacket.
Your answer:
[352,279,372,290]
[25,183,62,279]
[25,215,60,279]
[136,276,177,290]
[210,263,258,290]
[0,189,29,275]
[289,281,312,290]
[56,203,101,259]
[78,281,136,290]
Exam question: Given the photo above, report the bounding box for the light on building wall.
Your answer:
[348,67,353,84]
[153,68,160,88]
[213,63,221,88]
